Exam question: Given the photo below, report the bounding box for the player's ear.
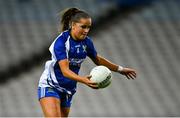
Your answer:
[71,22,76,30]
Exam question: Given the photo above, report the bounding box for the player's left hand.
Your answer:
[118,68,137,80]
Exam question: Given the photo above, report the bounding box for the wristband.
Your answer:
[117,65,123,72]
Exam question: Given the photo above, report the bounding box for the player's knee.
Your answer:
[44,110,61,117]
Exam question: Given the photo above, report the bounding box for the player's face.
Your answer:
[71,18,91,40]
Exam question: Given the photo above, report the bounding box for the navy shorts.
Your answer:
[38,87,74,107]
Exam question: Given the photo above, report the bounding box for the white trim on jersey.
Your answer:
[65,36,70,58]
[48,61,59,85]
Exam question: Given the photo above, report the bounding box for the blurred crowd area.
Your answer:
[0,0,180,117]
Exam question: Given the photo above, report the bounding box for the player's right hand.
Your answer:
[82,75,99,89]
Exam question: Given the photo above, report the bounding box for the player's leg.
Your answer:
[38,87,61,117]
[39,97,61,117]
[61,107,70,117]
[60,92,74,117]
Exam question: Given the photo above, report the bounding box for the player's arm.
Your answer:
[91,54,119,72]
[91,54,137,79]
[58,59,98,88]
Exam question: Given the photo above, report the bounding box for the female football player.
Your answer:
[38,7,136,117]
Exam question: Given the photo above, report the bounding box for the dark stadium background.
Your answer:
[0,0,180,117]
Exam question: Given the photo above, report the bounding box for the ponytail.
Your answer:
[60,7,90,31]
[61,8,79,31]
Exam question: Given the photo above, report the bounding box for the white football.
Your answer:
[90,66,112,88]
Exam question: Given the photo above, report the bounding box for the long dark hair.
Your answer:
[60,7,91,31]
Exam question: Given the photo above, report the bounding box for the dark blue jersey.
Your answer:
[38,30,97,94]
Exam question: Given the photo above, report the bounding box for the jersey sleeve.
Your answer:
[49,34,68,61]
[86,37,97,59]
[54,38,67,61]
